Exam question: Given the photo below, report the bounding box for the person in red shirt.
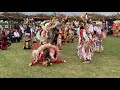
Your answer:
[0,31,11,50]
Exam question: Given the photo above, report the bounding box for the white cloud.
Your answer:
[21,12,118,16]
[0,12,119,16]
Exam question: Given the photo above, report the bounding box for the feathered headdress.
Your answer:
[51,17,59,28]
[40,20,52,30]
[52,17,58,22]
[24,18,29,25]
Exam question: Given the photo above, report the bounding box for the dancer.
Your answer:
[23,25,32,49]
[29,40,66,66]
[77,22,93,63]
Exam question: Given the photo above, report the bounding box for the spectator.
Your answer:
[18,28,22,41]
[10,29,15,43]
[14,29,20,42]
[20,25,25,38]
[7,29,12,41]
[106,18,115,34]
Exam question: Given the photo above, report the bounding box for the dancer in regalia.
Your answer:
[77,16,95,63]
[29,39,66,66]
[23,25,33,49]
[77,22,94,63]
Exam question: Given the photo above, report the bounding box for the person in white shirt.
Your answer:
[88,22,97,35]
[14,29,20,42]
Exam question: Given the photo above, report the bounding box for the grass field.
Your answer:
[0,35,120,78]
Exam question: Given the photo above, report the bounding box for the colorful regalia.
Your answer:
[30,43,66,66]
[77,15,107,63]
[112,23,120,37]
[67,27,74,43]
[23,26,33,49]
[0,31,11,50]
[77,28,94,63]
[77,19,107,63]
[32,18,59,51]
[36,29,48,45]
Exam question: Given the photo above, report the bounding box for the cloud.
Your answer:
[21,12,118,16]
[0,12,118,16]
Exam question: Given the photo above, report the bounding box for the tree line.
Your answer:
[1,12,120,21]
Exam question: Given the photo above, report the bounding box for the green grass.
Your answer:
[0,35,120,78]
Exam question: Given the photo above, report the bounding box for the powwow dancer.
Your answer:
[67,26,74,43]
[88,22,99,52]
[77,22,94,63]
[77,16,97,63]
[32,20,53,50]
[77,15,108,63]
[30,17,67,66]
[61,26,66,45]
[32,17,60,46]
[36,29,48,45]
[23,25,33,49]
[29,42,66,66]
[62,24,69,44]
[93,25,103,52]
[112,23,120,37]
[57,27,62,50]
[92,24,107,53]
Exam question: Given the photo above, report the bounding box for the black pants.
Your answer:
[11,38,15,43]
[52,38,57,45]
[14,37,20,42]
